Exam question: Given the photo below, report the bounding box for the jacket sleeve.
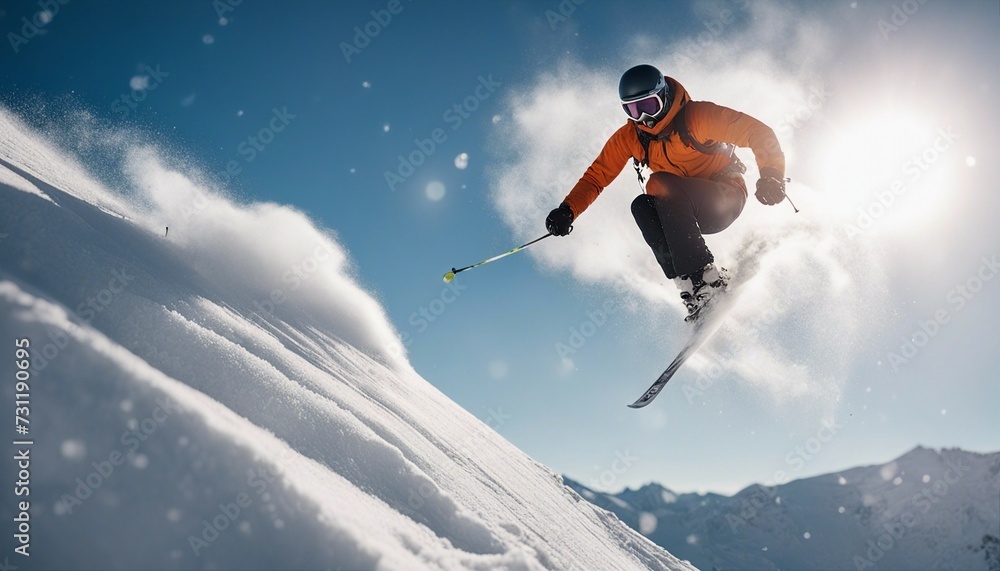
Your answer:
[687,102,785,180]
[561,124,634,218]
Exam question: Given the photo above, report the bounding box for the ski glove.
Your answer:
[545,203,574,236]
[755,173,786,206]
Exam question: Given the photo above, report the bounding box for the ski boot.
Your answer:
[673,263,729,322]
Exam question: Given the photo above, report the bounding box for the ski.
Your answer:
[628,277,746,409]
[627,331,706,408]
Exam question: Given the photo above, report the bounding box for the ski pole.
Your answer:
[444,233,552,283]
[783,178,799,214]
[785,194,800,214]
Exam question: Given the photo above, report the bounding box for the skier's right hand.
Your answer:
[755,174,786,206]
[545,203,575,236]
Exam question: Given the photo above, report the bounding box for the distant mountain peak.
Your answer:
[568,447,1000,571]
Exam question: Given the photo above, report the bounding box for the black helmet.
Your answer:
[618,64,672,125]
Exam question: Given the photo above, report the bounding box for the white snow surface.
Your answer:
[0,107,696,571]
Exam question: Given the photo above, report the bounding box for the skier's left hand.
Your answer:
[755,171,786,206]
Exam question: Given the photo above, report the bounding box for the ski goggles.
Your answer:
[621,92,665,122]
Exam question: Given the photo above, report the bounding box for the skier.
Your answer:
[545,64,787,320]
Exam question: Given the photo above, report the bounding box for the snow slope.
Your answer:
[0,107,695,571]
[567,447,1000,570]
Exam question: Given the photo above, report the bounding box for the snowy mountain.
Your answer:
[567,447,1000,570]
[0,107,696,570]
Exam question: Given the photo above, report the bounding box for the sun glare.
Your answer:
[812,108,960,239]
[816,111,932,203]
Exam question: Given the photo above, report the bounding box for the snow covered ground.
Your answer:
[568,447,1000,570]
[0,106,695,571]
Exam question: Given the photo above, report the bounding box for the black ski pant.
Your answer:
[631,172,746,279]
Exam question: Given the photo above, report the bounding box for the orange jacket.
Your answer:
[562,77,785,217]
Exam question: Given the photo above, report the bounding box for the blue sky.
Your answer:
[3,0,998,495]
